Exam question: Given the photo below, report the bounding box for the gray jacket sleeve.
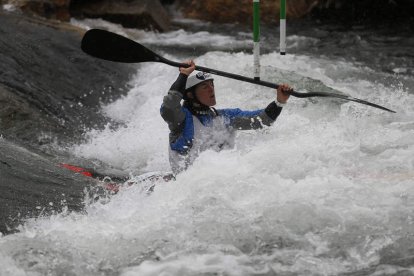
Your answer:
[225,102,283,130]
[160,73,188,133]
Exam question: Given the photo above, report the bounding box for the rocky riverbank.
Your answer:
[2,0,413,30]
[0,11,134,234]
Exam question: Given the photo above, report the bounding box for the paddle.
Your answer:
[81,29,396,113]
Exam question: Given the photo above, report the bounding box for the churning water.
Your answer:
[1,18,413,275]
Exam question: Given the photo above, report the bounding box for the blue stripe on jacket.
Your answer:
[169,107,194,154]
[218,108,263,125]
[164,107,263,154]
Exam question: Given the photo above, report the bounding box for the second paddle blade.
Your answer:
[81,29,162,63]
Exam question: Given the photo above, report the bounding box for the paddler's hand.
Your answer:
[276,83,292,104]
[179,60,195,76]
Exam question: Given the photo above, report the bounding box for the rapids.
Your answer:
[1,18,413,276]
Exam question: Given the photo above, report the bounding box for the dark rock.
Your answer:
[22,0,71,21]
[70,0,171,31]
[0,12,134,234]
[0,12,133,146]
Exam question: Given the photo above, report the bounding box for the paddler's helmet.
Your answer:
[183,72,215,112]
[185,72,214,91]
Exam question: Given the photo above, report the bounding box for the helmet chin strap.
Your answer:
[184,90,212,116]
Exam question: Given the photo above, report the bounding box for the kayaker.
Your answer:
[160,60,292,174]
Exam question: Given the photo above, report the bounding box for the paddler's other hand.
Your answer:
[179,60,195,76]
[276,83,293,104]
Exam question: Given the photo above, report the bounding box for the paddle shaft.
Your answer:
[164,59,279,89]
[162,59,396,108]
[197,65,278,89]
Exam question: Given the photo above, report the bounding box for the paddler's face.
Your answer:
[195,80,216,106]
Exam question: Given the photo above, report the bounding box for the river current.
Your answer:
[1,17,413,275]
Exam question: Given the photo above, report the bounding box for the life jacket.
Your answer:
[169,107,236,174]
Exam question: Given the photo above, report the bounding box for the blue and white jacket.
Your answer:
[161,73,283,174]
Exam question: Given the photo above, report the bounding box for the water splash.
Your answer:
[2,19,414,276]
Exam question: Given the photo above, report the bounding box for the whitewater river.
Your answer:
[1,18,414,275]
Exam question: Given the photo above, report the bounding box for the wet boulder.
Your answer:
[0,139,95,235]
[1,0,171,31]
[0,12,133,145]
[70,0,171,31]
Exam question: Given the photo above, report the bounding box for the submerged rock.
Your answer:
[0,139,95,235]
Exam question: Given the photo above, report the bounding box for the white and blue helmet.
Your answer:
[185,72,214,91]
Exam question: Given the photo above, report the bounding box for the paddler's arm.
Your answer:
[160,60,196,132]
[221,84,292,130]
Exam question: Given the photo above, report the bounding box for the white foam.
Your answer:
[70,18,250,50]
[2,23,414,275]
[2,4,17,12]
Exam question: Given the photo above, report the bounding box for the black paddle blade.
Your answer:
[81,29,163,63]
[290,91,396,113]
